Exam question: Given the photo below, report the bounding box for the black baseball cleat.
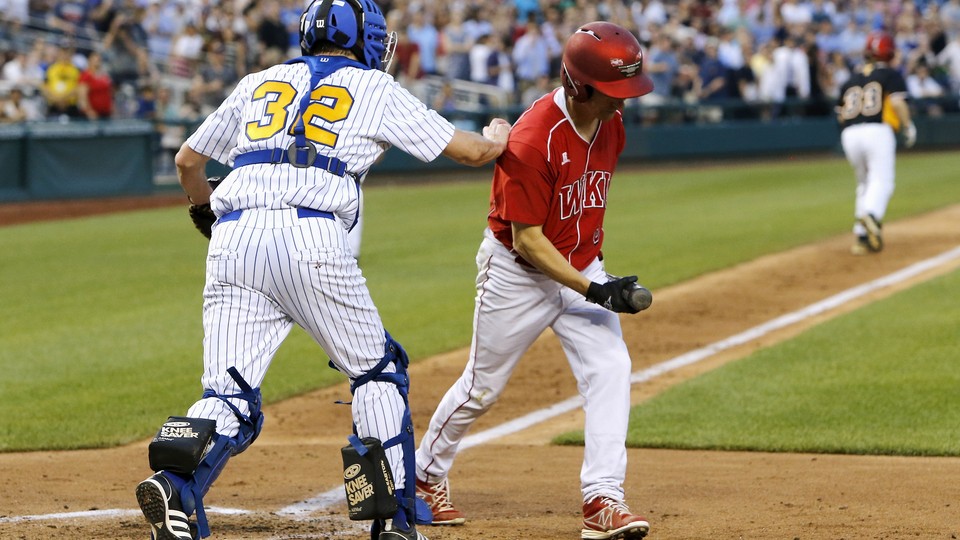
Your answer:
[379,521,430,540]
[136,472,198,540]
[862,214,883,252]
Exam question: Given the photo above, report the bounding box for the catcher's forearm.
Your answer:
[175,143,213,204]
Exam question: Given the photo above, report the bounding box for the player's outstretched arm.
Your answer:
[175,143,213,205]
[441,118,511,167]
[511,222,592,295]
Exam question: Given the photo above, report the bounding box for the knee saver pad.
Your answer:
[341,436,398,520]
[148,416,217,475]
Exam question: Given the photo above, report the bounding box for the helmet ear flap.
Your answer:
[561,62,592,103]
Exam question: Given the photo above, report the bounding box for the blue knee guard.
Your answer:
[348,333,429,537]
[174,367,264,538]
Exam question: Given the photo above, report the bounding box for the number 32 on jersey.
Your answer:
[245,81,354,148]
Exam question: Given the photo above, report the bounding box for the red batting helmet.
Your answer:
[561,22,654,102]
[864,31,895,62]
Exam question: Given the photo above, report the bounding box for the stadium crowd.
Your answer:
[1,0,959,126]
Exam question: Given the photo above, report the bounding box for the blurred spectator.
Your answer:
[169,23,204,78]
[102,7,151,89]
[408,9,440,76]
[771,33,810,116]
[698,39,732,102]
[142,0,183,62]
[463,5,494,43]
[822,50,851,99]
[42,45,82,119]
[0,87,39,122]
[191,40,239,115]
[47,0,98,41]
[520,74,551,106]
[540,5,565,75]
[256,0,291,56]
[487,35,515,98]
[388,26,423,86]
[908,59,948,116]
[804,40,832,116]
[2,50,45,91]
[942,0,960,36]
[77,51,114,119]
[468,32,495,85]
[908,59,946,98]
[512,16,550,98]
[513,0,539,23]
[135,83,157,120]
[440,8,473,81]
[936,31,960,94]
[643,31,679,105]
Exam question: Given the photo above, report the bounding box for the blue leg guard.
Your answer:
[176,367,264,538]
[348,333,428,538]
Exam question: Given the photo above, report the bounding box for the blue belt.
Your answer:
[233,148,347,176]
[219,208,335,223]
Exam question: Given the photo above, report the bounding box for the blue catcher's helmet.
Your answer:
[299,0,391,71]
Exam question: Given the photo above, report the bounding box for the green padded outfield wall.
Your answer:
[0,121,154,202]
[2,115,958,203]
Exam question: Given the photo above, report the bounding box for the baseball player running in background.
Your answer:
[134,1,509,539]
[837,30,915,255]
[415,22,654,540]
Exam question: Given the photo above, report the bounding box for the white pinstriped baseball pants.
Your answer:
[416,227,633,503]
[184,207,407,485]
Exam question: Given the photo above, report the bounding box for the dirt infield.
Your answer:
[1,195,959,539]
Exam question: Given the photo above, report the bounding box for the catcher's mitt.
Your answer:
[189,203,216,239]
[188,177,224,239]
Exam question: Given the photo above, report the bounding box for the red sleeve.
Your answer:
[496,140,555,226]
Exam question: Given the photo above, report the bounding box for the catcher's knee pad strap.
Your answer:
[148,416,217,476]
[341,436,398,520]
[201,366,265,453]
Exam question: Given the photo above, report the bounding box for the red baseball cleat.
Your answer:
[415,477,466,525]
[581,496,650,539]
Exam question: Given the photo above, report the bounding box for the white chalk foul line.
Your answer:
[0,506,249,524]
[8,245,960,524]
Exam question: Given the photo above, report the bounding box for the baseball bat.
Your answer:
[624,283,653,312]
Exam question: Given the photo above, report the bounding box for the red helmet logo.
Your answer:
[561,22,654,102]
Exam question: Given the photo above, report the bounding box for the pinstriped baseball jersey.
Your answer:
[179,56,456,498]
[186,55,455,224]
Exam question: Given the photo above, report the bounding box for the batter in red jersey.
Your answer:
[416,22,654,540]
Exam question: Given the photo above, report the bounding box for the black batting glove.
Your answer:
[585,275,641,314]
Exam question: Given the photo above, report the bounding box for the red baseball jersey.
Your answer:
[488,88,626,271]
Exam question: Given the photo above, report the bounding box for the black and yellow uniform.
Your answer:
[837,63,908,131]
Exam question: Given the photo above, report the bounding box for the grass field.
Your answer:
[1,151,959,452]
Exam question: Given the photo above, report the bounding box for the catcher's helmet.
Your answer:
[864,31,895,62]
[561,22,654,102]
[299,0,392,70]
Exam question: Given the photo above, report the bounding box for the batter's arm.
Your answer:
[512,222,591,295]
[175,143,213,205]
[442,118,511,167]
